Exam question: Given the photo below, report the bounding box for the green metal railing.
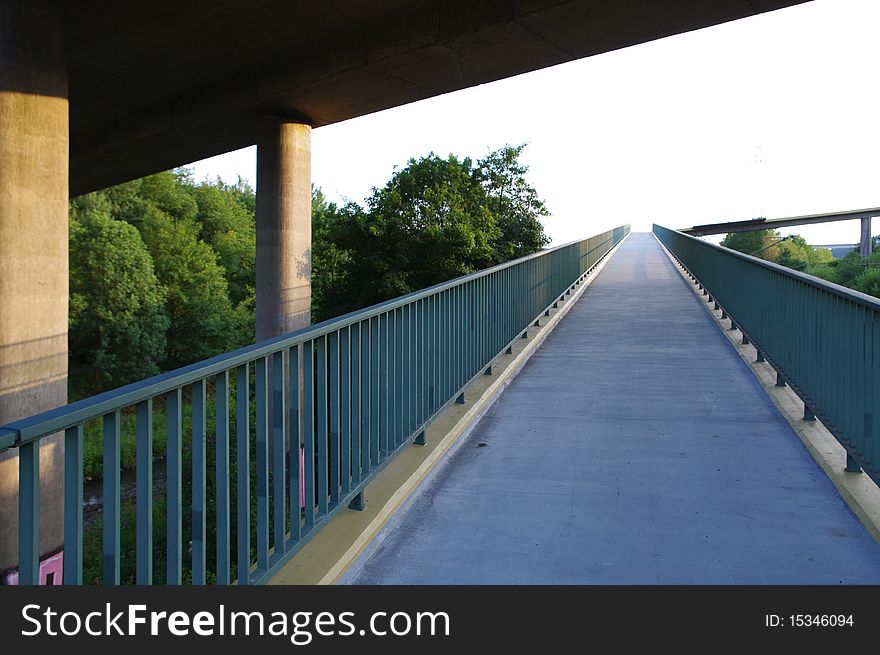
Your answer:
[1,225,629,585]
[654,224,879,487]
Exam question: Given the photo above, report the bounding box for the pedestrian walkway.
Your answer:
[342,233,880,584]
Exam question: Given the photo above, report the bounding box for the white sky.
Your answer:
[188,0,879,247]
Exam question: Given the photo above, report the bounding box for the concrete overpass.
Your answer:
[0,0,811,574]
[60,0,809,196]
[682,207,880,257]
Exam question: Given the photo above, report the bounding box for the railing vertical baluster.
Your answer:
[444,290,451,399]
[329,331,341,504]
[468,282,474,378]
[408,304,414,438]
[372,316,381,466]
[316,336,329,515]
[406,304,413,437]
[340,327,351,496]
[439,293,444,408]
[303,341,316,528]
[215,371,230,584]
[166,388,182,585]
[273,350,286,555]
[396,307,404,446]
[103,411,120,585]
[289,345,302,542]
[135,401,152,584]
[18,440,39,585]
[64,424,84,585]
[426,296,433,416]
[192,381,206,584]
[255,357,269,572]
[382,313,391,457]
[351,324,362,487]
[389,310,396,448]
[450,288,457,393]
[458,285,464,390]
[367,319,377,473]
[236,363,250,585]
[416,299,423,428]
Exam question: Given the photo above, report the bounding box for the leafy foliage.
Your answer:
[720,229,780,258]
[312,145,549,319]
[720,227,878,299]
[70,172,255,393]
[69,209,168,392]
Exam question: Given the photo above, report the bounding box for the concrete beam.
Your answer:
[0,0,68,572]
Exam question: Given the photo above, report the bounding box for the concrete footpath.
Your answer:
[341,233,880,584]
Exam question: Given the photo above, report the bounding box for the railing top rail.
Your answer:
[2,225,629,446]
[654,224,880,312]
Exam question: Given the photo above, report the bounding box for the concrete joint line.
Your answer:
[653,233,880,545]
[316,234,630,584]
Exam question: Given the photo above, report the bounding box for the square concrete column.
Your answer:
[255,119,312,341]
[0,0,68,573]
[860,217,873,257]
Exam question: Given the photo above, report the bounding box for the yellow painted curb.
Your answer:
[655,234,880,544]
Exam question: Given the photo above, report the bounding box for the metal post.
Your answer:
[846,453,861,473]
[348,491,365,511]
[775,372,786,387]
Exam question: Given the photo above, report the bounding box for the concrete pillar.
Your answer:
[255,119,312,341]
[860,217,873,257]
[0,0,68,573]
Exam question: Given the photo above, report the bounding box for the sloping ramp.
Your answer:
[342,233,880,584]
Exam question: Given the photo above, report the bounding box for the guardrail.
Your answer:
[654,224,879,489]
[2,225,629,585]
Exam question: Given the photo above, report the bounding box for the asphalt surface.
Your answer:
[342,233,880,584]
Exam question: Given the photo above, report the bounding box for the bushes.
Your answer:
[70,173,256,395]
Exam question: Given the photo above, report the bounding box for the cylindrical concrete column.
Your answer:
[860,217,872,257]
[0,0,68,573]
[255,119,312,342]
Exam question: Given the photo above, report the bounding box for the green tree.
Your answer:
[69,211,169,393]
[188,180,256,309]
[138,204,245,368]
[477,144,550,259]
[775,234,833,271]
[311,187,353,322]
[852,268,880,297]
[720,229,780,259]
[322,147,549,317]
[139,170,199,222]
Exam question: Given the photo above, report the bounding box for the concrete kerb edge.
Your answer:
[652,233,880,545]
[317,233,630,584]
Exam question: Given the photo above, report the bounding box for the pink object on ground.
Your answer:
[2,550,64,585]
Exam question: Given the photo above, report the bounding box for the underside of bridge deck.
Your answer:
[62,0,809,195]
